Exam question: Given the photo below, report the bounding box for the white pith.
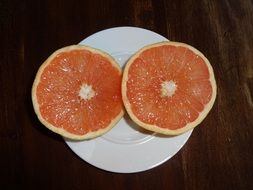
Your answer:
[161,80,177,97]
[79,84,96,100]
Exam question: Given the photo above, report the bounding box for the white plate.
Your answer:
[65,27,193,173]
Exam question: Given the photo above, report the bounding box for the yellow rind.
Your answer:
[32,45,124,140]
[122,41,217,135]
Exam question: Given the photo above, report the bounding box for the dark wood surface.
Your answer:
[1,0,253,189]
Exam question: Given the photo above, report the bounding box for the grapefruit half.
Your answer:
[122,41,216,135]
[32,45,124,140]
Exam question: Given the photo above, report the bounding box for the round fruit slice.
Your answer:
[32,45,124,140]
[122,41,216,135]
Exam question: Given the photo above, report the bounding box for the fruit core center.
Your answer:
[79,84,96,100]
[161,80,177,97]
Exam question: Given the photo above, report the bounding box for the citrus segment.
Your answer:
[32,45,124,140]
[122,41,216,135]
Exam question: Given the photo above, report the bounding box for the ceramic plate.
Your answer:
[64,27,192,173]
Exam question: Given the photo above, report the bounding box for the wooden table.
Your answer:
[1,0,253,189]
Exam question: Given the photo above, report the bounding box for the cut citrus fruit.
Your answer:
[122,41,216,135]
[32,45,124,140]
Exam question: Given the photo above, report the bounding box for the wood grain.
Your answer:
[0,0,252,189]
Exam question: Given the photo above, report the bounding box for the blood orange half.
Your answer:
[122,42,216,135]
[32,45,124,140]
